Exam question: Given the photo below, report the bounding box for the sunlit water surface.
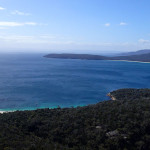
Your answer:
[0,53,150,111]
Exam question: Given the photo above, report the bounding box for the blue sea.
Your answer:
[0,53,150,111]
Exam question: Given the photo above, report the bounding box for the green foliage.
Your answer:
[0,89,150,150]
[109,88,150,101]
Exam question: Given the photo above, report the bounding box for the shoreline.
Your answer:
[0,110,14,114]
[44,53,150,64]
[1,87,149,113]
[107,59,150,64]
[0,111,6,114]
[0,105,86,114]
[107,93,116,100]
[45,57,150,64]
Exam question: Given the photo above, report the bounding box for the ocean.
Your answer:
[0,53,150,111]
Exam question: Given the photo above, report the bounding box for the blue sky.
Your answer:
[0,0,150,53]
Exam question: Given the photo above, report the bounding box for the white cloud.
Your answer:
[11,10,31,16]
[0,6,5,10]
[120,22,127,26]
[0,22,37,27]
[0,27,7,29]
[0,34,58,44]
[25,22,37,26]
[0,34,149,53]
[105,23,110,27]
[138,39,150,44]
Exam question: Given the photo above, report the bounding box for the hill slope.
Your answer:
[1,89,150,150]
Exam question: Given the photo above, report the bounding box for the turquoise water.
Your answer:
[0,53,150,111]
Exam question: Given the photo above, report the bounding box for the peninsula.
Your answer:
[44,50,150,62]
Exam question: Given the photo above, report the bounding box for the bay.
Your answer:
[0,53,150,111]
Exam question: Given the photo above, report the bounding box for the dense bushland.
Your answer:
[1,89,150,150]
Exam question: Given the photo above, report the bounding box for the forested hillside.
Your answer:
[1,89,150,150]
[108,88,150,101]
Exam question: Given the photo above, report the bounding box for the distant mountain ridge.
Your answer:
[44,50,150,62]
[118,49,150,56]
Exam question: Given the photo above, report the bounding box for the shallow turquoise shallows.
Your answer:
[0,53,150,111]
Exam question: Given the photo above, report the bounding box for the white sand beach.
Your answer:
[0,111,6,114]
[109,60,150,64]
[0,111,14,114]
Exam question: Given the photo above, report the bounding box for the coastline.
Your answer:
[0,111,8,114]
[0,111,5,114]
[0,110,14,114]
[44,53,150,64]
[1,87,150,114]
[45,57,150,64]
[108,59,150,64]
[0,104,86,114]
[107,93,116,100]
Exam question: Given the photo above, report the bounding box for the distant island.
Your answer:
[44,53,108,60]
[44,49,150,62]
[1,88,150,150]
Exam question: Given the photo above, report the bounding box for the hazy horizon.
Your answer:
[0,0,150,53]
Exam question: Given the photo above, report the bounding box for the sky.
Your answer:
[0,0,150,54]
